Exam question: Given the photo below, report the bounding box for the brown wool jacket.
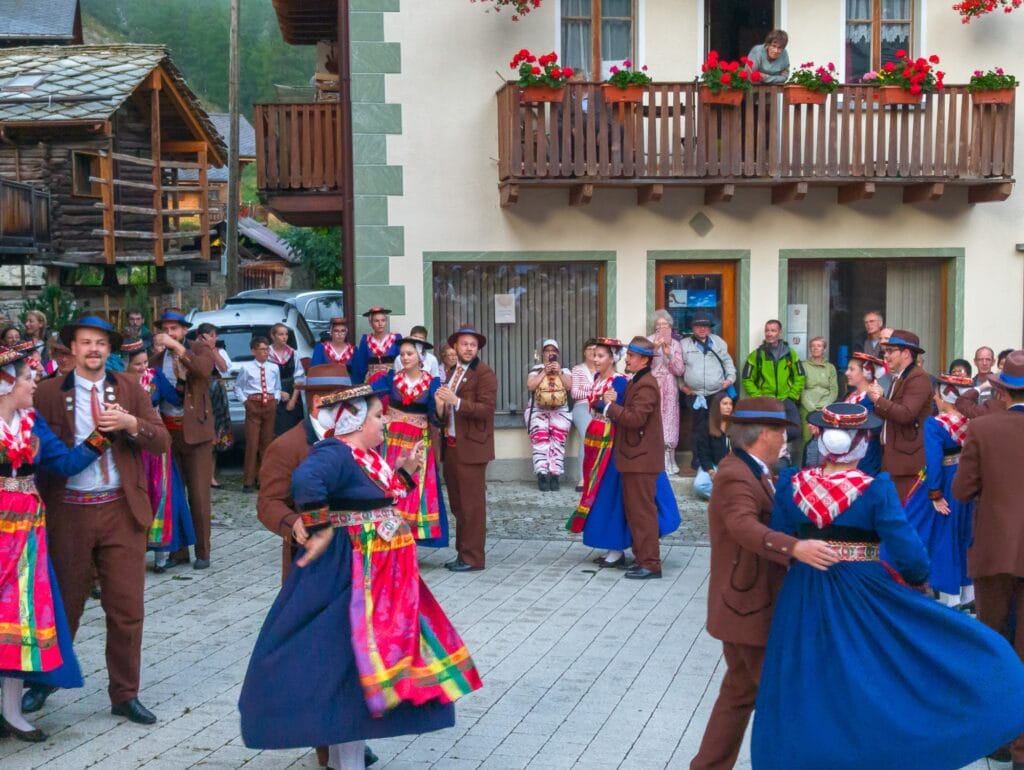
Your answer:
[35,370,170,528]
[150,338,217,445]
[953,406,1024,578]
[605,366,664,474]
[705,450,798,646]
[874,364,933,479]
[445,358,497,464]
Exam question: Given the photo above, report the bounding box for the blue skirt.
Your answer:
[13,561,84,690]
[238,531,455,749]
[752,561,1024,770]
[418,464,450,549]
[901,465,973,595]
[582,453,681,551]
[151,459,196,553]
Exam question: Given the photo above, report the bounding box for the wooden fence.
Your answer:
[254,102,344,191]
[497,83,1014,183]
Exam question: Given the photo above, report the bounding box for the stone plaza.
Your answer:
[0,477,996,769]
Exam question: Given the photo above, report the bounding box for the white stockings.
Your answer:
[1,677,35,732]
[328,740,366,770]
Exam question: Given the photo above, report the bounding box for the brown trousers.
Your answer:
[47,496,147,703]
[170,430,214,561]
[974,574,1024,762]
[243,398,277,487]
[620,471,661,570]
[442,441,487,569]
[690,642,766,770]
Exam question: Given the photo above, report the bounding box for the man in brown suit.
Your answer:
[150,310,217,568]
[953,350,1024,770]
[436,327,496,572]
[600,336,669,579]
[28,315,170,724]
[867,329,933,502]
[691,397,837,770]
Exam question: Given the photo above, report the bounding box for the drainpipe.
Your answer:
[338,0,356,325]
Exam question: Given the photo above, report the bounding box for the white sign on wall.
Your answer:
[494,293,516,324]
[787,303,808,334]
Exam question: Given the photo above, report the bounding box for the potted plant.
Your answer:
[510,49,574,102]
[862,49,944,105]
[698,51,760,106]
[968,66,1017,104]
[473,0,543,21]
[603,60,652,103]
[953,0,1022,23]
[785,61,839,105]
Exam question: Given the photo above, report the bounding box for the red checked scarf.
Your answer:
[346,442,410,500]
[845,390,867,404]
[0,408,36,470]
[793,467,873,529]
[588,374,621,410]
[935,413,969,446]
[395,371,431,406]
[323,341,354,364]
[268,345,294,366]
[139,368,155,391]
[368,333,399,358]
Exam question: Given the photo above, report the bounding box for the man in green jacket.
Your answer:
[742,320,806,457]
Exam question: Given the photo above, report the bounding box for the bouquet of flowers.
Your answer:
[862,50,944,95]
[700,51,760,94]
[510,49,574,88]
[786,61,839,94]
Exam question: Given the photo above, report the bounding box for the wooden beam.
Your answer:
[902,182,944,204]
[837,181,875,204]
[704,183,735,204]
[91,229,213,240]
[155,64,226,166]
[162,141,207,152]
[99,146,115,265]
[90,176,157,192]
[151,70,164,267]
[968,182,1012,204]
[637,183,663,206]
[771,182,808,205]
[198,144,211,259]
[500,184,519,207]
[569,183,593,207]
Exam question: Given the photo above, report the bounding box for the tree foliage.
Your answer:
[82,0,317,118]
[20,286,79,330]
[279,226,343,290]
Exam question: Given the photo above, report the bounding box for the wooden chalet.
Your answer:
[178,113,256,225]
[0,44,227,302]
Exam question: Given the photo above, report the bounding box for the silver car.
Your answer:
[186,304,316,440]
[222,289,344,339]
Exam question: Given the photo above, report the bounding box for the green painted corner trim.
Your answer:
[777,247,966,363]
[646,250,752,364]
[350,0,399,11]
[421,250,617,340]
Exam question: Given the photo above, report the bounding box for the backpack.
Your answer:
[534,372,568,408]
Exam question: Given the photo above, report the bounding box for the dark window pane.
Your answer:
[845,22,871,81]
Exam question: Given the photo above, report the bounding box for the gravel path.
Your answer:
[210,468,710,545]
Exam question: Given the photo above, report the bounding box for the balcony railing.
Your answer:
[496,83,1014,205]
[254,102,344,192]
[0,179,50,254]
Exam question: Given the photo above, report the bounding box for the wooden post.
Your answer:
[225,0,241,291]
[99,146,116,264]
[198,144,211,259]
[150,69,164,267]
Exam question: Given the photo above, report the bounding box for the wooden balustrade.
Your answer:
[0,178,50,254]
[255,102,344,192]
[497,83,1015,204]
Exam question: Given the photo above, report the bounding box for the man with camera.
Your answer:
[525,339,572,491]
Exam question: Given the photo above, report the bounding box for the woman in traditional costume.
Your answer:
[566,338,680,568]
[901,371,977,608]
[122,341,196,573]
[0,345,108,741]
[268,322,305,436]
[310,316,355,369]
[378,337,448,547]
[238,384,481,769]
[752,402,1024,770]
[350,308,401,385]
[827,351,884,474]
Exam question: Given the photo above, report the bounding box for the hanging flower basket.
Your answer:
[874,86,923,105]
[699,86,744,106]
[520,85,565,103]
[971,88,1015,105]
[784,85,828,105]
[602,84,645,103]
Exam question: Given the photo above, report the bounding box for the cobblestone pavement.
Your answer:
[0,477,993,769]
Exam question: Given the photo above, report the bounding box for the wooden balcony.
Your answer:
[0,179,50,255]
[254,102,345,226]
[497,83,1014,206]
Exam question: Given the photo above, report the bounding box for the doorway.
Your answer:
[705,0,775,62]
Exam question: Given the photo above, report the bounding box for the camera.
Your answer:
[547,353,558,363]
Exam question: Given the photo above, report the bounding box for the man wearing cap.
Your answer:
[29,316,171,724]
[681,315,737,472]
[310,317,354,368]
[953,350,1024,770]
[691,397,837,770]
[436,327,496,572]
[350,307,401,384]
[150,309,217,568]
[600,336,671,579]
[867,330,933,503]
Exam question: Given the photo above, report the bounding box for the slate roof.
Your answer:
[238,217,298,263]
[181,113,255,182]
[0,45,226,165]
[0,0,79,41]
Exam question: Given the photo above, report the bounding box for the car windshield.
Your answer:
[190,326,298,365]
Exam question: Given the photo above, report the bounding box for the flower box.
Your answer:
[874,86,923,106]
[602,84,645,104]
[699,86,744,107]
[784,85,828,105]
[971,88,1014,105]
[520,85,565,103]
